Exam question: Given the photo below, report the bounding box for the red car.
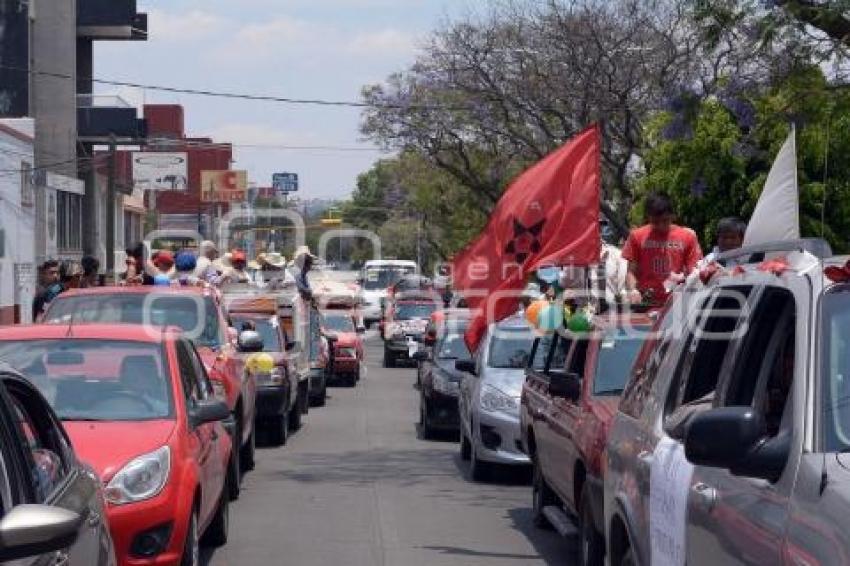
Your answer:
[0,324,232,565]
[42,286,257,500]
[520,313,650,564]
[320,309,365,386]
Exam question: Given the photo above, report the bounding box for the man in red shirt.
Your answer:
[622,193,703,305]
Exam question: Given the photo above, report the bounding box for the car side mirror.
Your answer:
[237,331,264,353]
[684,407,789,482]
[455,359,476,375]
[189,399,231,428]
[548,370,581,402]
[0,504,83,561]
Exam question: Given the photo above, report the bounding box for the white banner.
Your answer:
[132,152,188,191]
[650,436,694,566]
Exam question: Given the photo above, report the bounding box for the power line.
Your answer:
[1,65,462,111]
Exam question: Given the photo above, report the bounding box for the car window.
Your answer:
[820,288,850,451]
[530,334,570,372]
[232,315,282,352]
[438,332,472,361]
[45,294,225,348]
[4,384,71,503]
[322,312,355,333]
[395,303,438,320]
[593,327,650,396]
[186,342,214,399]
[175,341,203,406]
[664,287,753,437]
[488,329,534,369]
[0,339,173,422]
[567,338,590,378]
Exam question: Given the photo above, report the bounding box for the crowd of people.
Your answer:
[32,240,319,319]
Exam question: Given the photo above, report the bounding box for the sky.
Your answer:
[94,0,470,199]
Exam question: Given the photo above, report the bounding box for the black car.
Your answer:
[0,363,116,565]
[414,321,472,438]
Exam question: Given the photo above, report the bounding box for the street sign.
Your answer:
[132,152,188,191]
[272,172,298,193]
[200,170,248,203]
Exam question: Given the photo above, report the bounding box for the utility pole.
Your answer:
[106,134,117,280]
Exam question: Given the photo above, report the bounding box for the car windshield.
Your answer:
[44,293,225,348]
[488,329,534,369]
[231,315,281,352]
[395,303,437,320]
[363,267,415,290]
[531,334,570,370]
[323,312,355,332]
[0,339,172,421]
[821,291,850,451]
[438,332,472,361]
[593,327,649,395]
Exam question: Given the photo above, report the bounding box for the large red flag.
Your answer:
[453,125,601,350]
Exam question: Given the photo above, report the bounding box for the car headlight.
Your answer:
[336,348,357,358]
[432,373,459,396]
[211,379,227,400]
[479,384,518,414]
[105,446,171,505]
[258,367,286,385]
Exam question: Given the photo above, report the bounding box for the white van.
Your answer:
[359,260,418,325]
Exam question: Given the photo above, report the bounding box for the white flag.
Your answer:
[743,128,799,246]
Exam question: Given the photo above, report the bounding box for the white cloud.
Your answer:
[147,9,226,42]
[347,29,416,57]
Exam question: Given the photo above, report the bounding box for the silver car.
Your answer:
[0,364,116,566]
[458,316,533,480]
[604,240,850,566]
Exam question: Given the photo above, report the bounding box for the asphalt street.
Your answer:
[205,334,571,566]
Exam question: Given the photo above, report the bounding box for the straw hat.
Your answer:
[264,252,286,268]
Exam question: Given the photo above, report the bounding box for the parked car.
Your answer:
[604,239,850,566]
[0,324,232,566]
[457,315,534,480]
[275,291,332,407]
[413,317,472,438]
[42,286,257,500]
[0,363,117,565]
[521,313,651,565]
[381,300,440,368]
[320,309,365,386]
[227,294,301,446]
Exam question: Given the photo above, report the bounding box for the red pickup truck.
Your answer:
[520,313,650,565]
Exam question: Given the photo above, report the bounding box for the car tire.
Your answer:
[419,398,432,440]
[460,430,471,461]
[532,458,556,529]
[312,381,327,407]
[383,348,395,368]
[289,395,303,431]
[469,442,491,482]
[181,507,200,566]
[269,414,288,446]
[202,480,229,547]
[579,483,605,566]
[241,426,256,472]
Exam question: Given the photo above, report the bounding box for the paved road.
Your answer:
[206,335,572,566]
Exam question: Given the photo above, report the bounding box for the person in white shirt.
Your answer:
[194,240,219,279]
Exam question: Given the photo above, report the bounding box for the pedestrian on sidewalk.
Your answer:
[32,260,64,320]
[622,193,703,306]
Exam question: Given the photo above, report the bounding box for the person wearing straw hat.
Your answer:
[289,246,317,298]
[195,240,219,279]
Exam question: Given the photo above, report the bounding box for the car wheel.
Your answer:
[202,479,229,547]
[269,413,288,446]
[419,398,432,440]
[180,507,200,566]
[241,425,255,472]
[460,429,471,461]
[532,458,556,529]
[383,348,394,368]
[289,394,303,431]
[312,381,327,407]
[620,548,636,566]
[579,483,605,566]
[469,441,490,482]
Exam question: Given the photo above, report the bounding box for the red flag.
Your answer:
[454,125,601,350]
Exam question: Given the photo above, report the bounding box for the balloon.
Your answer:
[525,300,546,327]
[567,311,592,333]
[537,266,560,284]
[153,274,171,286]
[247,353,275,374]
[537,304,564,331]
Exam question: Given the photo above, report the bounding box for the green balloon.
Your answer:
[537,304,564,331]
[567,311,592,333]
